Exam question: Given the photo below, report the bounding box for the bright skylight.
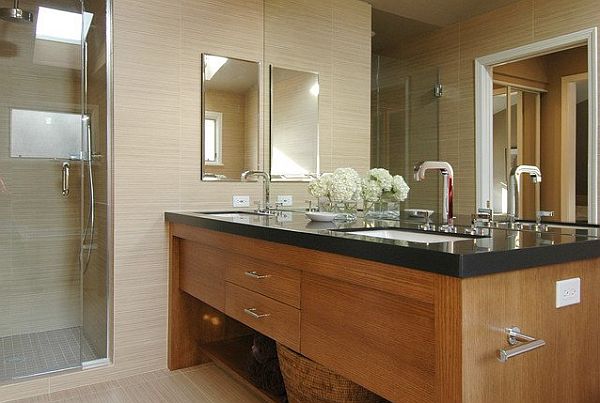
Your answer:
[36,7,93,45]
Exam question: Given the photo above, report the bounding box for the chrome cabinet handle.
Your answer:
[244,271,271,279]
[497,326,546,362]
[62,162,70,197]
[244,308,270,319]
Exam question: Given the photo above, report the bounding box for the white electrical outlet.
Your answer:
[277,195,293,207]
[232,195,250,208]
[556,277,581,308]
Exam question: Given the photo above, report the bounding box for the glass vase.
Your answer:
[363,199,400,220]
[318,199,358,221]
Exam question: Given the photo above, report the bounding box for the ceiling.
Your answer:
[367,0,522,55]
[365,0,522,27]
[205,60,258,93]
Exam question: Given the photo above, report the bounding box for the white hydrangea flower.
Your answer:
[329,168,361,202]
[367,168,393,191]
[361,168,410,203]
[362,178,383,202]
[391,175,410,201]
[308,173,333,198]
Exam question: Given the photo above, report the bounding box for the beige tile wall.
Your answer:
[0,0,371,400]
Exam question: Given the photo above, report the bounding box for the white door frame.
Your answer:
[475,27,598,224]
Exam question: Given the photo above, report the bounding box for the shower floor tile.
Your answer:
[0,327,98,382]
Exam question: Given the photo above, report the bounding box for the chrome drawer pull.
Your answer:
[244,271,271,279]
[244,308,271,319]
[497,326,546,363]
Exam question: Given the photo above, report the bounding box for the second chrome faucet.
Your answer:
[414,161,454,228]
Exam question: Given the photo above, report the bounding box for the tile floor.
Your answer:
[0,328,98,382]
[7,363,266,403]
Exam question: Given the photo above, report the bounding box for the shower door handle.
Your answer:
[62,162,70,197]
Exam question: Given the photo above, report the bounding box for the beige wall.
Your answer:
[395,0,600,216]
[0,0,371,399]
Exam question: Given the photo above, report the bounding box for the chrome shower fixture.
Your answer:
[0,0,33,23]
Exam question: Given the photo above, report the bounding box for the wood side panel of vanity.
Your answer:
[461,258,600,403]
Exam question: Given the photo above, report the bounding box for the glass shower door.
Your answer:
[0,0,99,381]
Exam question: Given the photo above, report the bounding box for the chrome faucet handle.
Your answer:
[472,208,493,227]
[536,210,554,229]
[305,199,317,212]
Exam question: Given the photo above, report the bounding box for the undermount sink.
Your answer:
[341,228,478,244]
[197,211,272,218]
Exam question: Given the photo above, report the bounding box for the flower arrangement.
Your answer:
[308,167,409,220]
[308,168,362,202]
[361,168,410,202]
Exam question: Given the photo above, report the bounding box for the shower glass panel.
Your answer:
[0,0,108,382]
[371,54,440,213]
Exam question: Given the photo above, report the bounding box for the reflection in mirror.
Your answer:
[201,54,260,181]
[371,54,440,211]
[490,45,590,222]
[270,66,319,181]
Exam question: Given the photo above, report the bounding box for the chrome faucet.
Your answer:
[241,170,271,212]
[508,165,542,222]
[414,161,454,227]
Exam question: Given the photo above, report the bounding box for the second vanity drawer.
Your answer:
[225,283,300,351]
[225,254,301,308]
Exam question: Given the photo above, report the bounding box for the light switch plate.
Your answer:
[556,277,581,308]
[277,195,293,207]
[232,195,250,208]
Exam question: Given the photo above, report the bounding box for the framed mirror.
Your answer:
[269,66,319,181]
[201,54,260,181]
[476,29,598,224]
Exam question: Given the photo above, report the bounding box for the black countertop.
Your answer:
[165,210,600,278]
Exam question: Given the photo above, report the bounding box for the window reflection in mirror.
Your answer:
[270,66,319,181]
[491,45,589,222]
[201,54,260,181]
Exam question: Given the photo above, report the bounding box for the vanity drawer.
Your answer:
[179,240,225,311]
[225,283,300,351]
[225,254,301,308]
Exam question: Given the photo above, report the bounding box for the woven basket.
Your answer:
[276,343,386,403]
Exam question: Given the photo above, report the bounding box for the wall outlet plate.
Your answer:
[277,195,293,207]
[556,277,581,308]
[232,195,250,208]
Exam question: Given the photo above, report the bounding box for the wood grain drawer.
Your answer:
[179,239,225,311]
[225,254,301,308]
[225,283,300,351]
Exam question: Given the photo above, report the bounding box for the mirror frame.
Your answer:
[268,64,320,182]
[475,28,599,224]
[200,53,262,182]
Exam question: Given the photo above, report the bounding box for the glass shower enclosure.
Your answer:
[0,0,109,381]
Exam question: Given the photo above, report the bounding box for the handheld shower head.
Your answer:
[0,0,33,23]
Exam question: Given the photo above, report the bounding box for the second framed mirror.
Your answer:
[269,66,319,181]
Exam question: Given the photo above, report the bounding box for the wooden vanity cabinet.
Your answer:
[168,223,600,403]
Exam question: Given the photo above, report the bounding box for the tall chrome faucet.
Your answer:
[508,164,542,221]
[241,170,271,212]
[414,161,454,227]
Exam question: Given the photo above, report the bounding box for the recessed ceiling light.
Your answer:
[36,6,93,45]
